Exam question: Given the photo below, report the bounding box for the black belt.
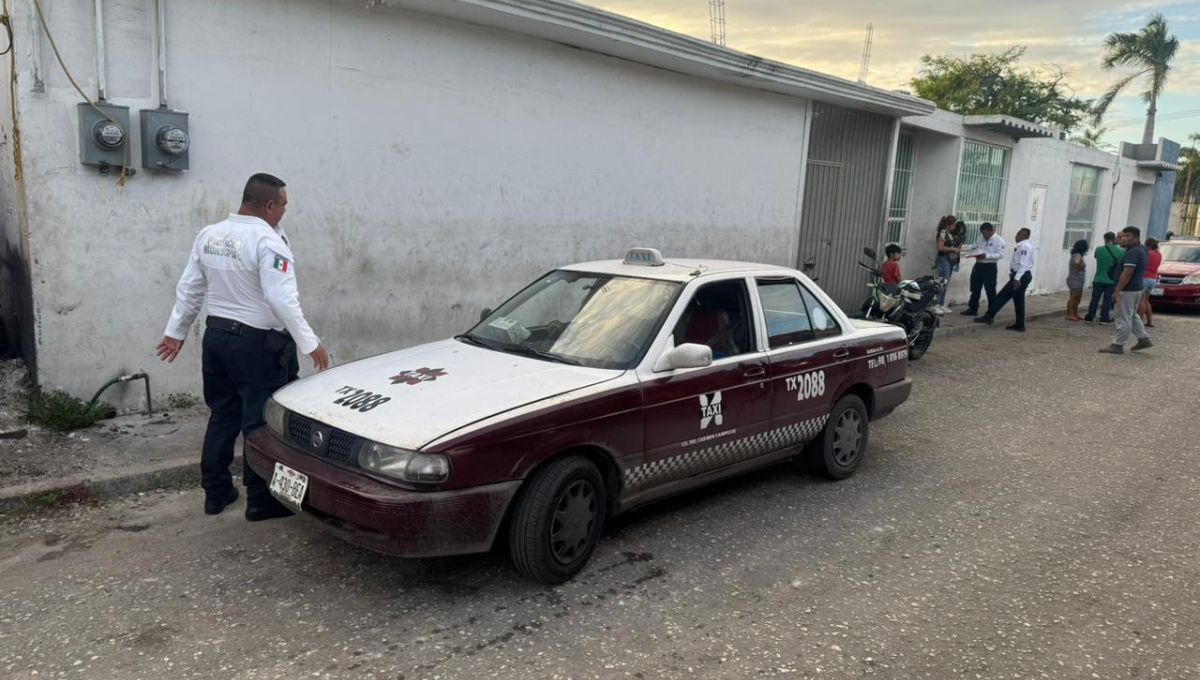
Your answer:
[206,315,272,340]
[976,260,998,265]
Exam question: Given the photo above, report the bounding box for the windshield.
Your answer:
[1158,244,1200,264]
[464,270,681,370]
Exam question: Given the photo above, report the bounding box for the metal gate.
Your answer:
[798,103,895,311]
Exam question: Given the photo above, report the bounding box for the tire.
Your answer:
[809,395,870,480]
[508,456,606,584]
[908,310,936,361]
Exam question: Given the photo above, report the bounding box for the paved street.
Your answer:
[2,313,1198,680]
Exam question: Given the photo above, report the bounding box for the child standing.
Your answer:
[883,244,903,284]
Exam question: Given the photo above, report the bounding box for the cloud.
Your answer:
[586,0,1198,97]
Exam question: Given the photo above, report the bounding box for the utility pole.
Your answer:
[709,0,726,47]
[857,23,874,83]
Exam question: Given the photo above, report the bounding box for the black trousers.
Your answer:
[966,262,998,313]
[200,327,298,506]
[986,271,1033,327]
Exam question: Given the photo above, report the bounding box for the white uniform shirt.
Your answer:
[974,234,1006,262]
[1010,240,1037,279]
[163,214,320,354]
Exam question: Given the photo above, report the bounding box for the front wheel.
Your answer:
[508,456,606,584]
[808,395,870,480]
[908,310,936,361]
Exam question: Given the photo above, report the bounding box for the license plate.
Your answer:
[269,462,308,509]
[1151,287,1164,297]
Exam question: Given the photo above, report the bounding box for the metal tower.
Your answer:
[857,23,874,83]
[709,0,726,46]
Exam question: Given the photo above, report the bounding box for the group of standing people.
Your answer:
[896,216,1158,350]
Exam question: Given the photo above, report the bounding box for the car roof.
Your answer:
[561,258,799,282]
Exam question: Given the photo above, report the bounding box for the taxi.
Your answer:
[247,248,913,584]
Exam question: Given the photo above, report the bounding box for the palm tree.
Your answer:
[1070,125,1114,151]
[1092,14,1179,145]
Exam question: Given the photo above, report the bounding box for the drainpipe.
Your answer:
[156,0,167,107]
[27,0,44,92]
[93,0,106,101]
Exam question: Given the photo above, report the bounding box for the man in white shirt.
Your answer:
[974,227,1036,332]
[156,173,330,520]
[960,222,1006,316]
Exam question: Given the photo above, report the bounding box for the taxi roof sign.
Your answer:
[623,247,665,266]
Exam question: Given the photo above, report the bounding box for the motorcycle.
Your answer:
[856,247,944,360]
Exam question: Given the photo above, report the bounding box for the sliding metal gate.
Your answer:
[798,103,896,311]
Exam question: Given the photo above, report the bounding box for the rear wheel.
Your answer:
[808,395,870,480]
[908,310,936,361]
[508,456,606,584]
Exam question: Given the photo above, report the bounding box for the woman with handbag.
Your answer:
[933,215,964,315]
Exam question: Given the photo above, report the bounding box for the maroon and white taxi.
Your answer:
[1150,239,1200,308]
[248,248,913,583]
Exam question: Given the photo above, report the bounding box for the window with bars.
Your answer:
[955,141,1010,245]
[887,132,917,245]
[1064,165,1101,249]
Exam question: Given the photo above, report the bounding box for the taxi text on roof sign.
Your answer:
[623,247,665,266]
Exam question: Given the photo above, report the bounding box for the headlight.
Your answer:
[358,442,450,484]
[1182,274,1200,285]
[264,398,286,437]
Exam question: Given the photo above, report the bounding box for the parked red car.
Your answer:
[1150,240,1200,309]
[246,248,913,583]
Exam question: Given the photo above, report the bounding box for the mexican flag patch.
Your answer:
[273,255,290,273]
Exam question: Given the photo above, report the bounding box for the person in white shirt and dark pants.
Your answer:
[960,222,1006,316]
[156,174,330,520]
[974,228,1036,332]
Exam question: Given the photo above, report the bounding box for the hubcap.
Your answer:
[550,480,597,564]
[832,410,863,467]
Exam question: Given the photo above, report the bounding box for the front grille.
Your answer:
[285,412,363,467]
[1159,276,1184,286]
[326,430,358,463]
[288,413,314,445]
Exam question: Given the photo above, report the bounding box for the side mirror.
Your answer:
[863,247,877,260]
[479,307,492,322]
[653,342,713,372]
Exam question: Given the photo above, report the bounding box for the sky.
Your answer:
[585,0,1200,150]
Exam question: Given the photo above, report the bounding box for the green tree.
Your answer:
[1093,13,1179,145]
[1069,125,1115,152]
[910,47,1093,134]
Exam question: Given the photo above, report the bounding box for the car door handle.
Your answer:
[744,367,766,379]
[833,349,850,359]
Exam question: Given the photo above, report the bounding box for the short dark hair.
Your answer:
[1122,226,1141,239]
[1017,228,1031,239]
[885,243,903,257]
[1103,231,1117,243]
[980,222,995,233]
[1145,237,1159,249]
[242,173,286,208]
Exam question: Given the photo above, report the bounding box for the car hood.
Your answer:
[1158,262,1200,276]
[272,339,622,450]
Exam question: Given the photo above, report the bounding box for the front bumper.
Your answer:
[871,378,913,421]
[1149,285,1200,308]
[245,429,521,558]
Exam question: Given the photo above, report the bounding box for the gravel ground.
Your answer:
[0,312,1197,679]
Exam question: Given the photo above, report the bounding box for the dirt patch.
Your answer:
[0,360,209,491]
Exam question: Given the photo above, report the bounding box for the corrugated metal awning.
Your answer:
[963,115,1060,139]
[1137,160,1183,172]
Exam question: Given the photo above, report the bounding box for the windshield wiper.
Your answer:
[454,334,497,350]
[501,346,581,366]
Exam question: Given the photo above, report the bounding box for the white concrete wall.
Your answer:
[12,0,811,404]
[902,111,1143,305]
[902,128,961,277]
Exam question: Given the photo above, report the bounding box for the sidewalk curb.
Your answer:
[0,454,240,514]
